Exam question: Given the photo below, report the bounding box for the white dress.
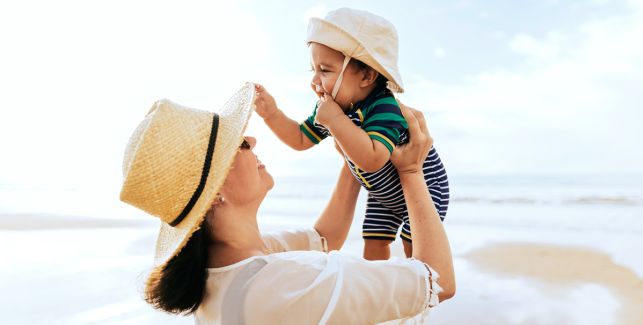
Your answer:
[194,228,441,325]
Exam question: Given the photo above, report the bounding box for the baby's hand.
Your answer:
[315,93,344,128]
[254,83,279,120]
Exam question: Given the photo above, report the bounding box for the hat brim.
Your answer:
[307,17,404,93]
[152,82,256,267]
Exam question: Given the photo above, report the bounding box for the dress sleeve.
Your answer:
[243,252,442,325]
[300,102,330,144]
[262,228,328,253]
[362,96,408,153]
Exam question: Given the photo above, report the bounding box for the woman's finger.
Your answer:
[412,109,429,136]
[401,105,421,141]
[402,104,429,138]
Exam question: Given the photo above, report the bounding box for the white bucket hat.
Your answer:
[120,82,255,267]
[307,7,404,96]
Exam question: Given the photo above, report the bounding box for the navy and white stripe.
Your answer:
[350,145,450,242]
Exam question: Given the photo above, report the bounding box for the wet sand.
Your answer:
[462,243,643,325]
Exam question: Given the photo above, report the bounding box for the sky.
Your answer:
[1,0,642,193]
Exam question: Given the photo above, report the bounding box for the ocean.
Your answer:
[1,172,642,232]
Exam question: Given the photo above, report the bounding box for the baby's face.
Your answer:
[309,42,363,110]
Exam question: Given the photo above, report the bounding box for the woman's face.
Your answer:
[309,42,363,110]
[220,136,274,204]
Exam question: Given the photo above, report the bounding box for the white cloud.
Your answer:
[402,3,643,174]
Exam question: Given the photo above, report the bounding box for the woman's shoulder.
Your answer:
[262,228,327,253]
[263,250,329,269]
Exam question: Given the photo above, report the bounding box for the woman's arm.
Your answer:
[314,160,361,251]
[391,105,456,302]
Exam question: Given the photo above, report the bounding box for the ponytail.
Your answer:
[144,222,210,314]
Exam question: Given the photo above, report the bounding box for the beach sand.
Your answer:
[462,243,643,325]
[1,214,641,325]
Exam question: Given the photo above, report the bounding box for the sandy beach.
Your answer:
[462,243,643,325]
[1,211,641,325]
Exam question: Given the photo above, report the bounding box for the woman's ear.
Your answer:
[360,67,379,88]
[211,193,226,208]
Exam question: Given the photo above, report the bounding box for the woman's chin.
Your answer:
[262,172,275,191]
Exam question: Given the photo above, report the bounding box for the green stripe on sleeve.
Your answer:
[372,97,400,107]
[361,97,399,115]
[363,113,408,126]
[369,133,395,153]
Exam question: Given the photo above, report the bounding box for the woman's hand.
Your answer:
[390,104,433,174]
[254,83,279,120]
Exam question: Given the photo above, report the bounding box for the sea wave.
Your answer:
[452,196,640,206]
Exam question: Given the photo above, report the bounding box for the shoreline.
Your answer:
[0,213,153,230]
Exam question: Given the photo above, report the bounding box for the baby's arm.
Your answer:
[327,117,390,172]
[315,94,390,172]
[255,84,315,151]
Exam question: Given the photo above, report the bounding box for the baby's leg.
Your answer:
[402,240,413,257]
[362,195,402,260]
[363,239,393,260]
[401,215,413,257]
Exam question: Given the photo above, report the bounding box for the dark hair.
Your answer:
[144,220,211,315]
[350,58,389,88]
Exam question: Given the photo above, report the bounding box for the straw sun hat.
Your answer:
[120,82,255,267]
[307,7,404,93]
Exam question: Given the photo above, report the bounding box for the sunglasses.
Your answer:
[239,138,251,150]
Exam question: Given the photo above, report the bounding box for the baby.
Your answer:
[254,8,449,260]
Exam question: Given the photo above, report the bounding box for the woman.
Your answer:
[120,83,455,324]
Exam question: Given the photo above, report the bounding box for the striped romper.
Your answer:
[300,86,450,242]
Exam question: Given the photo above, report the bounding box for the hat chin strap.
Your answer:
[331,56,351,99]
